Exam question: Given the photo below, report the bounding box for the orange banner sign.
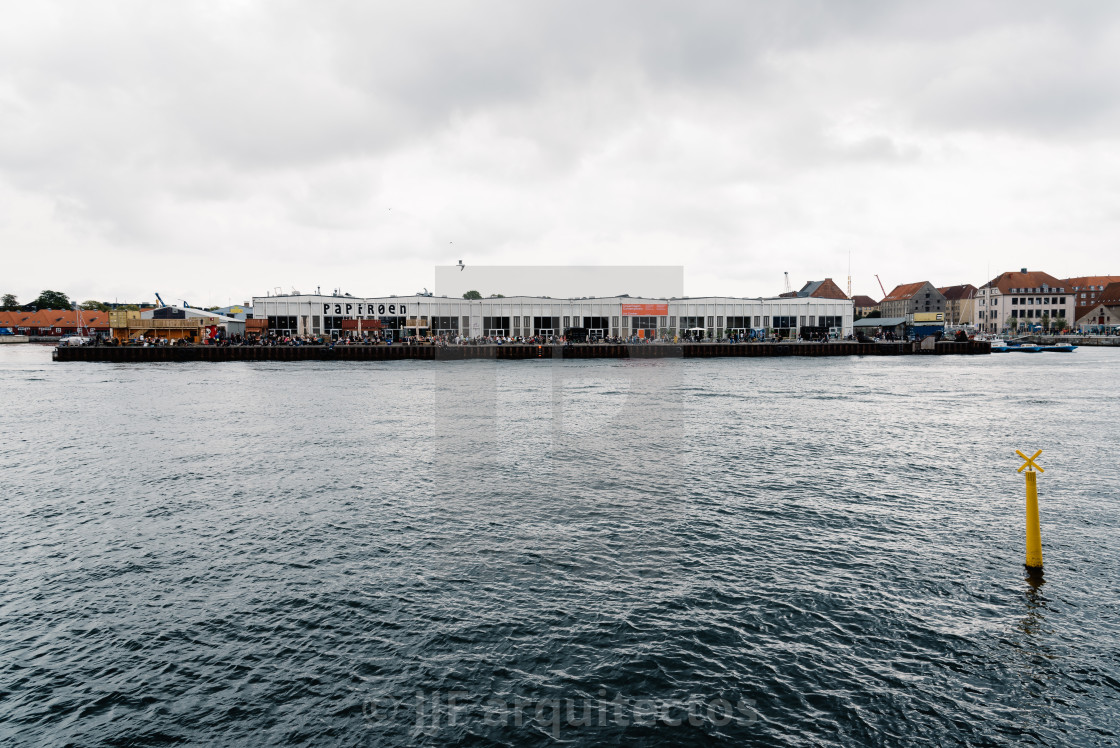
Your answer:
[621,303,668,316]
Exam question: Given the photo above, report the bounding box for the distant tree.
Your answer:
[462,290,482,300]
[1,293,17,310]
[1006,317,1018,333]
[80,300,111,312]
[31,290,72,309]
[489,293,505,298]
[864,310,881,319]
[1053,316,1067,332]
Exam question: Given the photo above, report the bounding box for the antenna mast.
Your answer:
[847,250,852,298]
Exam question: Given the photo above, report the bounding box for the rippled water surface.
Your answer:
[2,345,1119,746]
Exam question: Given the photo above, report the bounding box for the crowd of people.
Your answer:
[82,329,855,347]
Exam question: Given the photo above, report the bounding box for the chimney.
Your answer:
[1021,268,1028,273]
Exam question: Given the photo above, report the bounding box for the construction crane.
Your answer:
[875,275,888,299]
[784,272,792,294]
[154,292,168,308]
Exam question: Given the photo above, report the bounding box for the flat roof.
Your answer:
[256,293,852,303]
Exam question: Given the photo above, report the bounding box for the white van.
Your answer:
[58,335,91,346]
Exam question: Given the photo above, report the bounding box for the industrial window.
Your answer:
[754,316,761,327]
[706,316,714,327]
[482,317,510,334]
[268,315,297,330]
[763,316,770,328]
[680,316,705,330]
[532,316,560,334]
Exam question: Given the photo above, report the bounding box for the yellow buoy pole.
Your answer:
[1016,449,1044,570]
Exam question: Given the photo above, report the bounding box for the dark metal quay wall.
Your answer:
[53,341,990,363]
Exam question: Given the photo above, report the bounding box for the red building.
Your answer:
[0,310,110,337]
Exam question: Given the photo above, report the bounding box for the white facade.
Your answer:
[252,294,854,339]
[973,284,1073,333]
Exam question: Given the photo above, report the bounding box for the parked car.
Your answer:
[58,335,91,346]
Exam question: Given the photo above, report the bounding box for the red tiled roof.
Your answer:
[984,270,1063,294]
[1100,282,1120,306]
[851,295,879,307]
[882,282,929,302]
[1063,275,1120,291]
[11,309,110,329]
[1066,275,1120,315]
[937,284,977,301]
[808,278,850,300]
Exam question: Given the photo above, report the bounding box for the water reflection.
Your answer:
[1018,570,1047,638]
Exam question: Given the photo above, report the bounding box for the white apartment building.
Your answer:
[973,269,1073,333]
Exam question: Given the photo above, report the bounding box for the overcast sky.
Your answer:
[3,1,1119,305]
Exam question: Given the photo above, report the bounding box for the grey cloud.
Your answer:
[2,0,1120,301]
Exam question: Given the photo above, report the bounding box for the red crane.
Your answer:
[875,274,887,299]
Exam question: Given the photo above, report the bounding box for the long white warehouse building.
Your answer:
[252,293,854,339]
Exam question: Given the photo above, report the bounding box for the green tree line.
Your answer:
[1,290,145,312]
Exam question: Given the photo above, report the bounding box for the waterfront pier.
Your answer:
[53,340,990,363]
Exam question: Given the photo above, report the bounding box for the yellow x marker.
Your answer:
[1016,449,1044,473]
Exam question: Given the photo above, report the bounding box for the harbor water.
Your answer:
[1,345,1118,746]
